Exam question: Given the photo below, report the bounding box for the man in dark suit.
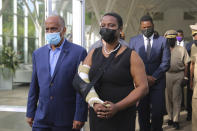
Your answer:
[129,15,170,131]
[26,15,88,131]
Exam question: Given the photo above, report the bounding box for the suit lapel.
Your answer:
[43,46,51,79]
[50,40,70,82]
[139,35,147,62]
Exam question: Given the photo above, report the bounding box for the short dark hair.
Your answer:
[140,15,153,24]
[193,33,197,37]
[103,12,123,29]
[177,29,183,34]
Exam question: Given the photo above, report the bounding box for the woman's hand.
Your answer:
[101,101,119,119]
[93,103,107,112]
[93,103,108,119]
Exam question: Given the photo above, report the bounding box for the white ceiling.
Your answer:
[56,0,197,41]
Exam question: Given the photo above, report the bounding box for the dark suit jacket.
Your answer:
[186,41,194,79]
[129,34,170,89]
[26,39,88,128]
[186,41,194,56]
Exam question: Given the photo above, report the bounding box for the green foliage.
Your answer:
[1,0,40,64]
[0,45,19,74]
[85,12,93,25]
[85,12,98,25]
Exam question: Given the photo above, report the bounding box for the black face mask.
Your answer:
[194,40,197,46]
[99,28,117,44]
[167,38,176,48]
[141,27,154,38]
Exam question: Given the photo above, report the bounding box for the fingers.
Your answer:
[97,111,111,119]
[94,104,109,113]
[97,114,111,119]
[94,101,118,119]
[97,101,113,119]
[97,110,108,115]
[72,124,81,130]
[72,121,84,130]
[26,118,33,127]
[103,101,112,107]
[96,107,110,119]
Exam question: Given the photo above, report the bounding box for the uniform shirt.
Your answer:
[48,39,65,77]
[143,34,154,51]
[168,45,190,73]
[191,44,197,98]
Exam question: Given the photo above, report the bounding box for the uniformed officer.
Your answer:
[165,30,190,130]
[189,23,197,131]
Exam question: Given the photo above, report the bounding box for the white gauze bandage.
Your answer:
[78,63,104,107]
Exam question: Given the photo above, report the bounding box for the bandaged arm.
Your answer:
[78,63,104,107]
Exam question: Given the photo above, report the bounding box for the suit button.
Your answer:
[50,96,53,100]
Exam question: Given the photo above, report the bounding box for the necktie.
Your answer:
[146,38,151,59]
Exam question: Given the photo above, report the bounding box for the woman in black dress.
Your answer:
[83,12,148,131]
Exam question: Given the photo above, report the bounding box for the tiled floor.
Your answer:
[0,84,192,131]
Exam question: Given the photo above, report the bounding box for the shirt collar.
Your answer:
[177,40,184,44]
[47,38,65,50]
[143,34,154,40]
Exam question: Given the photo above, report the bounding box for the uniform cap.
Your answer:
[164,30,177,38]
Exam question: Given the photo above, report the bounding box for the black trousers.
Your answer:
[186,82,193,117]
[138,88,165,131]
[32,127,79,131]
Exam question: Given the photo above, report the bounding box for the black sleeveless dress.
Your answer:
[89,47,136,131]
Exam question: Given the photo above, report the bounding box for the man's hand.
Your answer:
[181,78,188,87]
[72,120,85,130]
[190,80,193,90]
[26,117,33,127]
[147,75,156,87]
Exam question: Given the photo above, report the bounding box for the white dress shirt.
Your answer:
[143,34,154,51]
[176,40,184,47]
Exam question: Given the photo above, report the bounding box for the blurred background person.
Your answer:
[176,29,188,110]
[185,23,197,121]
[176,29,187,47]
[129,15,170,131]
[189,23,197,131]
[165,30,190,130]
